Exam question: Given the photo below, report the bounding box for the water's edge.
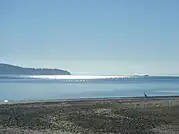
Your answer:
[1,95,178,105]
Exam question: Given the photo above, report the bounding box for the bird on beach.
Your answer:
[144,92,148,98]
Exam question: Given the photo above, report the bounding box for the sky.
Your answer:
[0,0,179,75]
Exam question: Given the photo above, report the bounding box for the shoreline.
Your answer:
[1,95,179,105]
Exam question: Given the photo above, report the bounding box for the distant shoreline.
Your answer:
[0,63,71,75]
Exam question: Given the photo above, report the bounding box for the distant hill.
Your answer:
[0,63,71,75]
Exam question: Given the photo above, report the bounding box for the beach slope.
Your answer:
[0,97,179,134]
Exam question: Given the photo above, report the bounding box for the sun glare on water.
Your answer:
[28,75,131,80]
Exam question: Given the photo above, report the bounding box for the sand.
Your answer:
[0,96,179,134]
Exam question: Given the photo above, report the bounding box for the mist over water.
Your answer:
[0,75,179,101]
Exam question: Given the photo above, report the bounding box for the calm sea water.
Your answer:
[0,75,179,101]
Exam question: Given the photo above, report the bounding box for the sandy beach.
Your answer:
[0,96,179,134]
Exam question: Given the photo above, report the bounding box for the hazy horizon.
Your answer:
[1,0,179,75]
[1,62,179,76]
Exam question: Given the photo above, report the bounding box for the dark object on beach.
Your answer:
[144,92,148,98]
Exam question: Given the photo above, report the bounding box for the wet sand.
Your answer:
[0,96,179,134]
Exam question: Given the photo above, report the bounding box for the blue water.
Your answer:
[0,75,179,101]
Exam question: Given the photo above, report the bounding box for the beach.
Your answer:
[0,96,179,134]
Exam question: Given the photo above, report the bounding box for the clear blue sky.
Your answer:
[1,0,179,75]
